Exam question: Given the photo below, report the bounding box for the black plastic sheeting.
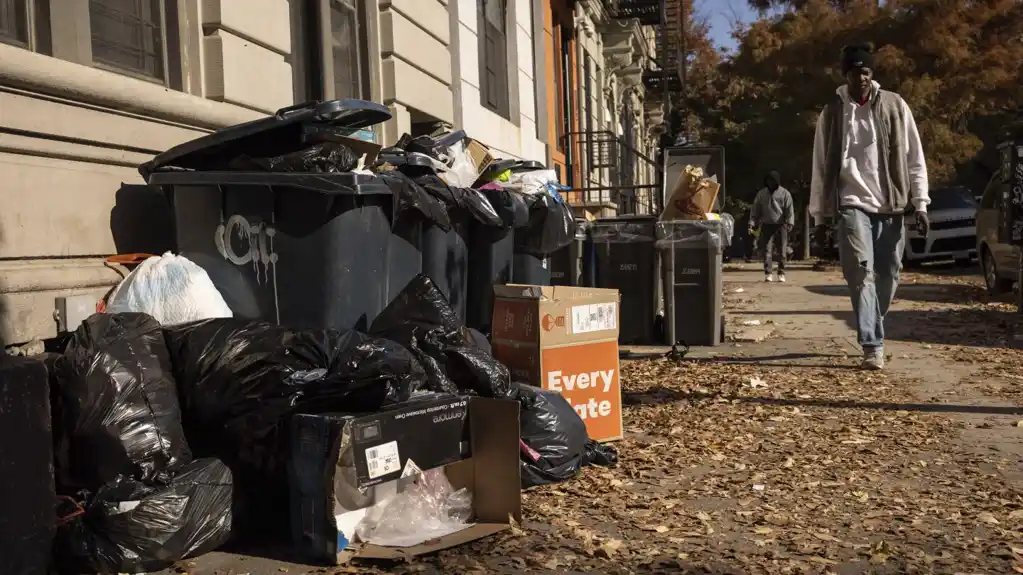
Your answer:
[225,142,359,173]
[515,193,575,256]
[370,274,511,398]
[52,313,192,492]
[378,170,452,230]
[514,384,618,489]
[162,319,426,534]
[54,457,233,575]
[410,173,504,228]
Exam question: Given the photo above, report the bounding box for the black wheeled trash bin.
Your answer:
[466,186,529,335]
[512,192,575,286]
[590,215,659,345]
[550,219,592,286]
[142,99,396,333]
[656,220,724,346]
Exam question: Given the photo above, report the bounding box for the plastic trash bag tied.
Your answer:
[53,313,192,492]
[54,458,233,575]
[105,252,233,327]
[514,383,617,489]
[371,274,512,398]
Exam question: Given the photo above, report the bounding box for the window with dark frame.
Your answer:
[478,0,509,118]
[89,0,167,81]
[559,28,572,154]
[329,0,363,100]
[0,0,28,47]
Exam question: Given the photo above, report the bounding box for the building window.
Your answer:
[0,0,28,47]
[329,0,363,100]
[0,0,180,87]
[478,0,509,118]
[89,0,167,81]
[297,0,369,101]
[583,54,593,133]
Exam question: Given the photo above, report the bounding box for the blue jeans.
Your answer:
[837,208,905,353]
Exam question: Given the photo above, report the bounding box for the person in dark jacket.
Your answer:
[750,170,795,282]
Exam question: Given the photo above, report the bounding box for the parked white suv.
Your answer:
[904,185,978,267]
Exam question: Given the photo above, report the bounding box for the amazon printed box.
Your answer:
[289,394,521,565]
[491,285,623,442]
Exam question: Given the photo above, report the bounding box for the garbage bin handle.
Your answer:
[275,101,320,119]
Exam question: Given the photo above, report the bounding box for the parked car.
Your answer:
[977,170,1019,294]
[904,185,978,267]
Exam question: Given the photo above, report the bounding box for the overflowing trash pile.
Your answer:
[1,100,621,574]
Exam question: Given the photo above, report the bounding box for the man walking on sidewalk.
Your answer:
[750,170,795,283]
[810,44,930,371]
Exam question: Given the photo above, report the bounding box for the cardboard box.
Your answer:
[491,285,623,442]
[465,138,494,175]
[661,165,721,221]
[289,394,520,565]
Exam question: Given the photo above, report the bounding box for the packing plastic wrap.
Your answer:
[370,274,511,398]
[515,384,618,488]
[105,252,233,327]
[654,220,724,253]
[54,458,233,575]
[355,468,473,548]
[501,169,559,196]
[439,138,480,188]
[53,313,192,491]
[718,212,735,248]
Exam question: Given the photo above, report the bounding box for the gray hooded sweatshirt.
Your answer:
[751,177,795,227]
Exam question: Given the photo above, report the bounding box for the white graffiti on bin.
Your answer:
[214,214,278,284]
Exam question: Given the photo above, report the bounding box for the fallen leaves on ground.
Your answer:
[361,356,1021,574]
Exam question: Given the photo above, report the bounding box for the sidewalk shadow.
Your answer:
[738,307,1023,348]
[624,388,1023,415]
[680,352,862,370]
[803,282,992,305]
[110,183,176,255]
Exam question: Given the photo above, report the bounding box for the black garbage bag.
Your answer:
[408,173,504,228]
[480,185,530,229]
[583,439,619,467]
[227,142,359,173]
[514,383,588,488]
[54,458,233,575]
[162,319,426,476]
[370,274,511,398]
[515,193,575,256]
[53,313,191,492]
[377,170,452,231]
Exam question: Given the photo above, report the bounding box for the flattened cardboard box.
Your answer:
[491,285,623,442]
[289,395,521,565]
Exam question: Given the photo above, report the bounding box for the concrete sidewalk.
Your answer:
[719,262,1023,462]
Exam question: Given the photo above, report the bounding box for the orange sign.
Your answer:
[541,340,622,442]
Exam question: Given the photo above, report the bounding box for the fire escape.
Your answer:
[565,0,681,217]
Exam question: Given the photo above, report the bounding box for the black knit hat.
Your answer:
[841,44,874,74]
[765,171,781,187]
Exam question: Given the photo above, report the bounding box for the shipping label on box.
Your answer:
[491,285,623,442]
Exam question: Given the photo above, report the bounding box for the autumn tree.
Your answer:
[697,0,1023,206]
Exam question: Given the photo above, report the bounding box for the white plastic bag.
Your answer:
[438,139,480,188]
[500,169,559,196]
[355,467,473,548]
[106,252,233,326]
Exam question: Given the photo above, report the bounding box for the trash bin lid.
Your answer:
[509,160,546,172]
[142,99,392,175]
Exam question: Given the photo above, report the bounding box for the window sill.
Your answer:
[0,42,263,130]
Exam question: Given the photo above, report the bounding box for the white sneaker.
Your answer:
[765,274,775,282]
[778,273,787,283]
[861,349,885,371]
